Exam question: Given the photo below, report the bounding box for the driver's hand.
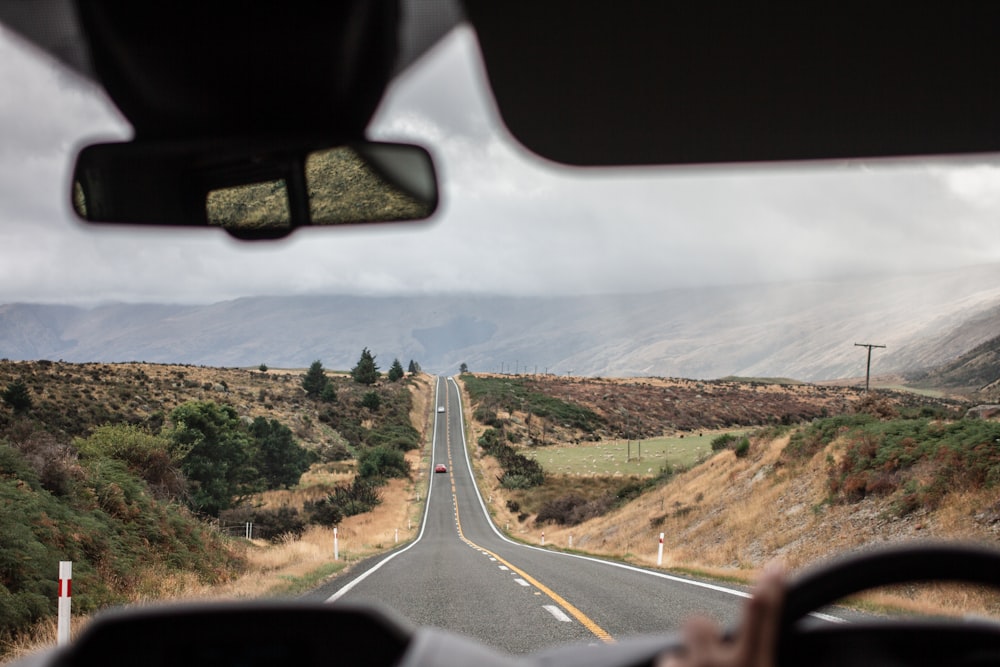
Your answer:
[658,562,785,667]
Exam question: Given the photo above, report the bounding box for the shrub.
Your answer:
[304,496,344,526]
[535,494,588,525]
[535,493,614,525]
[734,436,750,458]
[825,417,1000,510]
[473,405,501,427]
[221,506,306,542]
[320,383,338,403]
[75,424,184,500]
[361,391,381,411]
[327,478,382,516]
[316,440,351,462]
[711,433,737,451]
[357,446,410,481]
[366,422,420,451]
[784,414,876,460]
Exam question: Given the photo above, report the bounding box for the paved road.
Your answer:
[304,377,783,654]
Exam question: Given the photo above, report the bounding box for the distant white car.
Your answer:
[437,406,445,413]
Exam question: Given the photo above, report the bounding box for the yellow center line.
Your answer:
[443,413,614,644]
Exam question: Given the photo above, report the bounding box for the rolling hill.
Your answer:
[2,264,1000,382]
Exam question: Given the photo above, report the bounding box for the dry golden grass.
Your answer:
[474,423,1000,620]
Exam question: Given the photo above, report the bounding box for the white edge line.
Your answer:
[325,377,446,603]
[446,377,847,625]
[544,605,573,622]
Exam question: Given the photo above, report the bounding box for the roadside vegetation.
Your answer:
[0,354,432,661]
[460,373,999,619]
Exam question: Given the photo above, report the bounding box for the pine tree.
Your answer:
[1,379,33,413]
[302,360,329,397]
[407,359,421,374]
[351,348,381,385]
[387,358,405,382]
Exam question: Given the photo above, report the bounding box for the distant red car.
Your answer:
[434,464,447,473]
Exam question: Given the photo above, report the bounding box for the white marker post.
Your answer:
[57,561,72,646]
[657,532,665,566]
[334,527,339,561]
[569,534,573,548]
[541,532,545,546]
[394,528,399,543]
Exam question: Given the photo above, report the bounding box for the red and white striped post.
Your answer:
[657,533,664,566]
[333,527,339,561]
[57,561,72,646]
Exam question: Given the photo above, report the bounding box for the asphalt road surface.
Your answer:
[304,377,835,654]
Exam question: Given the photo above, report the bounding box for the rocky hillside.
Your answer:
[907,331,1000,396]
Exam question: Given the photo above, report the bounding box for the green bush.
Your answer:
[357,446,410,481]
[0,440,241,643]
[784,413,877,460]
[366,422,420,451]
[304,496,344,526]
[252,507,306,542]
[818,417,1000,512]
[711,433,737,451]
[75,424,183,500]
[473,405,501,427]
[734,436,750,458]
[323,478,382,517]
[249,417,312,490]
[361,391,381,411]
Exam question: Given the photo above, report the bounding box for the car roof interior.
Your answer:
[4,2,1000,169]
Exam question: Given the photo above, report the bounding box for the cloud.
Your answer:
[0,25,999,306]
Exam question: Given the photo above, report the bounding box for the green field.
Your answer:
[875,384,946,398]
[526,430,746,476]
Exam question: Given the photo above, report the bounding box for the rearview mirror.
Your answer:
[72,138,438,240]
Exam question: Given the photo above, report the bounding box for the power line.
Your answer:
[854,342,886,393]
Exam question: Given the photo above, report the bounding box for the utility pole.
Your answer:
[854,342,886,393]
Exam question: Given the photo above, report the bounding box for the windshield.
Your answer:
[1,22,999,661]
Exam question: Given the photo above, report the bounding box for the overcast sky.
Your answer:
[2,25,1000,305]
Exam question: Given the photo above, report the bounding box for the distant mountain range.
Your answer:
[2,265,1000,382]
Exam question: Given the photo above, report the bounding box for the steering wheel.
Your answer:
[778,543,1000,667]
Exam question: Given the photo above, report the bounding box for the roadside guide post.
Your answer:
[657,533,664,566]
[57,561,72,646]
[334,527,339,561]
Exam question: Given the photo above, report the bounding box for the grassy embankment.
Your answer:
[457,376,999,621]
[0,364,436,663]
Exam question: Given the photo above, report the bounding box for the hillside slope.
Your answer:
[476,421,1000,612]
[459,375,999,616]
[907,330,1000,394]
